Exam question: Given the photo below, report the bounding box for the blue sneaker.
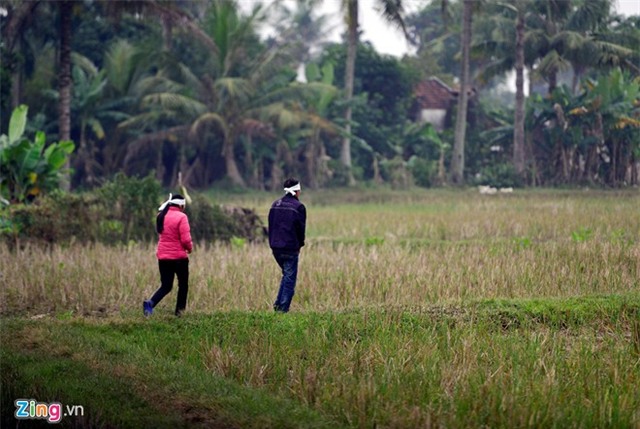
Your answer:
[143,300,153,316]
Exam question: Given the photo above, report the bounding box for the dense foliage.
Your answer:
[0,105,74,203]
[1,0,638,191]
[0,173,265,247]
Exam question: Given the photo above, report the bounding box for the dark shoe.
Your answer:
[175,309,184,317]
[143,300,153,317]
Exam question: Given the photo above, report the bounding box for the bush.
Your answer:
[188,195,243,243]
[408,156,437,188]
[380,157,413,189]
[95,173,162,242]
[0,175,266,247]
[2,192,102,246]
[474,163,523,188]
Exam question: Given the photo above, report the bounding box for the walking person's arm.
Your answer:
[180,216,193,254]
[297,205,306,248]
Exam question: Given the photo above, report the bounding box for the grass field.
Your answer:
[1,188,639,428]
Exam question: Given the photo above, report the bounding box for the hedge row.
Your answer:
[0,174,266,247]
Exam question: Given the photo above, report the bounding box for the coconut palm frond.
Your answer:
[537,50,572,75]
[484,126,514,148]
[567,0,610,31]
[141,93,207,118]
[256,102,304,130]
[123,125,190,167]
[215,77,254,102]
[240,118,275,138]
[134,75,184,98]
[177,63,205,95]
[595,40,635,57]
[524,29,550,55]
[71,52,99,77]
[476,58,513,85]
[551,31,587,52]
[376,0,409,38]
[191,112,229,139]
[104,39,139,95]
[308,114,339,135]
[118,111,167,130]
[87,118,106,140]
[251,84,309,108]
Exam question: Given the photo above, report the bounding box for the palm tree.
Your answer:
[450,0,474,185]
[299,62,341,189]
[340,0,408,186]
[69,53,133,186]
[122,0,323,188]
[525,0,630,94]
[270,0,334,67]
[473,0,529,180]
[513,1,527,178]
[57,0,73,146]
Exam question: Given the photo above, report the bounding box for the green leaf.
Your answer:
[58,140,75,154]
[34,131,46,151]
[305,63,320,83]
[45,140,75,170]
[8,105,28,145]
[46,149,67,170]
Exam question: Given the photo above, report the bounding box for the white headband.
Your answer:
[284,183,301,196]
[158,193,186,211]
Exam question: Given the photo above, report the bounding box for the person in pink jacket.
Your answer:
[143,193,193,317]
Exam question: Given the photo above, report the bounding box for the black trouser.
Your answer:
[150,258,189,314]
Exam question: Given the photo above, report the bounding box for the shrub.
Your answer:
[474,163,523,188]
[0,175,265,247]
[95,173,162,242]
[2,192,102,246]
[186,194,242,243]
[0,105,74,203]
[380,157,413,189]
[407,156,437,188]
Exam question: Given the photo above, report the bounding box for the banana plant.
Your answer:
[0,105,75,203]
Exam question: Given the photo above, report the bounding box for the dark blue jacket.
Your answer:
[268,194,306,253]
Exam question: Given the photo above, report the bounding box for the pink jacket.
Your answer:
[156,207,193,260]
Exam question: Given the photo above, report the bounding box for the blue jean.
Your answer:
[273,251,299,312]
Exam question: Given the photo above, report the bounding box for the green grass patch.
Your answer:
[2,295,639,428]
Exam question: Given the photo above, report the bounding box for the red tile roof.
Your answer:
[414,78,457,109]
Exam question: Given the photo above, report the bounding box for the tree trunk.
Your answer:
[513,4,526,181]
[78,121,96,186]
[548,68,558,94]
[270,141,286,192]
[1,0,41,52]
[58,0,74,190]
[223,133,246,187]
[341,0,358,186]
[243,135,260,189]
[161,15,173,52]
[305,129,320,189]
[372,154,383,184]
[11,38,23,110]
[451,0,472,185]
[437,144,446,185]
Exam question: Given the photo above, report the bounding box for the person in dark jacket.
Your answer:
[268,178,306,312]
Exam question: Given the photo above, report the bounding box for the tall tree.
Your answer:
[341,0,359,186]
[57,0,73,145]
[525,0,629,94]
[340,0,408,186]
[450,0,473,185]
[513,0,527,178]
[121,0,320,188]
[55,0,74,190]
